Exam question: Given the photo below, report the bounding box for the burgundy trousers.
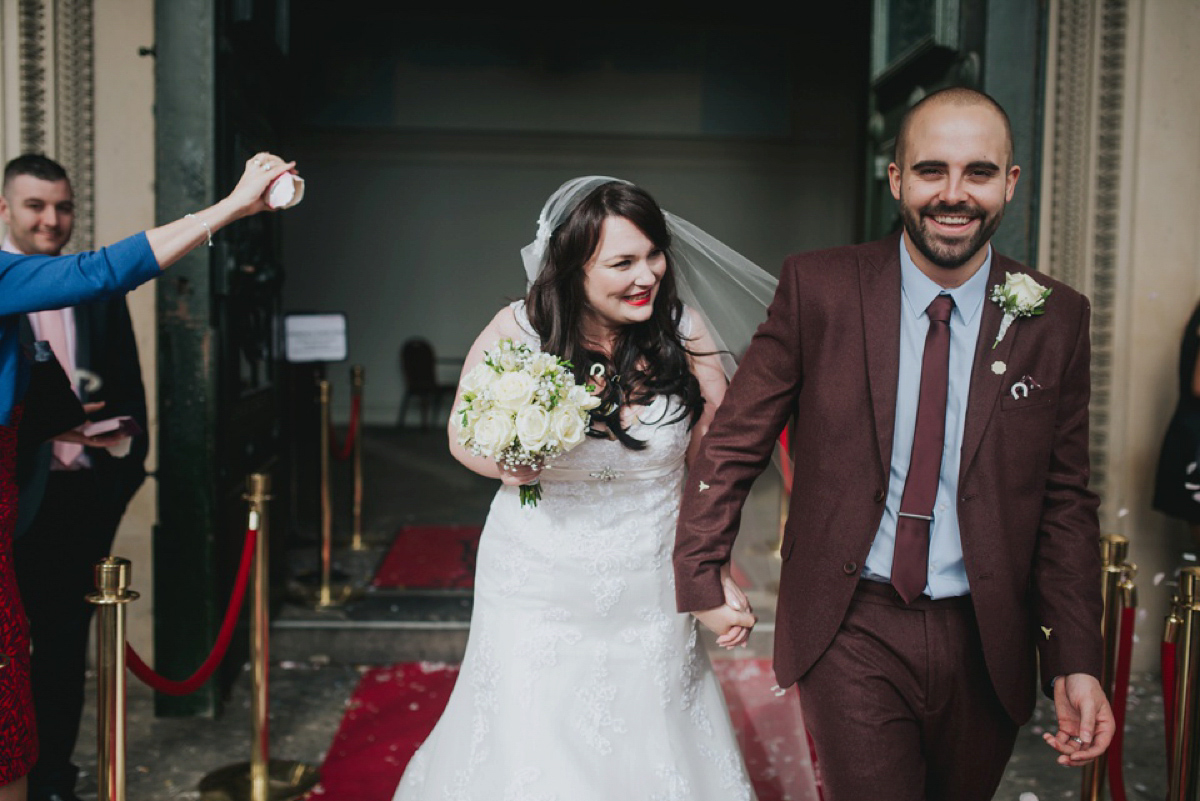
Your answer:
[797,580,1019,801]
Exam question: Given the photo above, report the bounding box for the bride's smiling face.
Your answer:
[581,215,667,334]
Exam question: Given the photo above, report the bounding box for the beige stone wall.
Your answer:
[1041,0,1200,670]
[1114,0,1200,668]
[93,0,156,656]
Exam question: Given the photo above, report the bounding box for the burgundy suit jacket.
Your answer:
[673,233,1103,724]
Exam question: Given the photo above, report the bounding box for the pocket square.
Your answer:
[1009,374,1043,400]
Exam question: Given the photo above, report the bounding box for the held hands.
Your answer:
[1042,673,1115,766]
[692,563,756,650]
[223,153,297,219]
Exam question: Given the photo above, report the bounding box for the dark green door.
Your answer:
[154,0,288,717]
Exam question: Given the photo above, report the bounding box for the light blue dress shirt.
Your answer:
[861,235,991,599]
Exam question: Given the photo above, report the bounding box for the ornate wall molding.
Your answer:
[53,0,94,250]
[17,0,46,152]
[1040,0,1129,507]
[9,0,95,251]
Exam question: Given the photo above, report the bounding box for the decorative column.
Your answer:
[0,0,96,250]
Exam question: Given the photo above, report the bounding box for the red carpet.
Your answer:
[372,525,482,589]
[307,659,820,800]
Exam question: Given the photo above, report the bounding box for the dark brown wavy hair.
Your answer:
[525,181,704,449]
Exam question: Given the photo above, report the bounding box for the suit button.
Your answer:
[873,488,885,503]
[843,561,858,575]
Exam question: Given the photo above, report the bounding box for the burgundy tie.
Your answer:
[891,294,954,603]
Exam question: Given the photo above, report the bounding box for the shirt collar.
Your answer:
[1,236,21,255]
[898,233,991,325]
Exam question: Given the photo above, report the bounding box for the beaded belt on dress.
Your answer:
[540,454,685,482]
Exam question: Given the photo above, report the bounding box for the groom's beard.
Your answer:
[899,198,1004,270]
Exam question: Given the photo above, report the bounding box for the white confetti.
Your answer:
[1155,572,1167,585]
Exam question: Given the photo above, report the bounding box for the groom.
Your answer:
[674,87,1112,800]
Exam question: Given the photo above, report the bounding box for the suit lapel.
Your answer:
[959,257,1018,482]
[859,235,903,474]
[18,315,34,349]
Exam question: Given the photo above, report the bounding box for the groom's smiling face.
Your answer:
[888,100,1020,285]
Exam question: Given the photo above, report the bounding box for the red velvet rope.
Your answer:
[1164,639,1178,774]
[330,394,362,462]
[126,526,258,696]
[1106,605,1135,801]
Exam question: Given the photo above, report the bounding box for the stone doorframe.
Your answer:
[1038,0,1136,524]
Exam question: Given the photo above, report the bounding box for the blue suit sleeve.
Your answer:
[0,232,160,316]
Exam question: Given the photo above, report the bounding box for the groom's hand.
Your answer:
[717,563,753,649]
[1042,673,1115,766]
[693,604,757,649]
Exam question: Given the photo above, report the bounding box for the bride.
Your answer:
[393,177,784,800]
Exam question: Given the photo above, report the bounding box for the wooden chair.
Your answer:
[397,338,457,429]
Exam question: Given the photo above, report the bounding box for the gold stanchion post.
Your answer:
[1170,566,1200,800]
[199,474,320,801]
[87,557,139,801]
[349,365,366,551]
[1081,535,1138,800]
[320,379,334,605]
[314,379,352,606]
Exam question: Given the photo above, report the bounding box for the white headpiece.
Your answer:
[520,176,778,380]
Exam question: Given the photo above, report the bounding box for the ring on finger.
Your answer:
[1069,736,1083,745]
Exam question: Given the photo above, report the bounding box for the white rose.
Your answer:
[530,352,559,376]
[497,350,520,371]
[567,384,601,411]
[491,371,537,411]
[1006,273,1047,308]
[460,363,498,394]
[552,407,588,449]
[516,405,553,451]
[472,409,516,457]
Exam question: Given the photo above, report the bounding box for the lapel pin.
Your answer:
[991,360,1006,375]
[1041,626,1052,640]
[698,481,710,492]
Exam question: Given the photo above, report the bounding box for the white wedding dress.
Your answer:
[393,303,755,801]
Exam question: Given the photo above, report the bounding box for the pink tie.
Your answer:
[31,309,83,467]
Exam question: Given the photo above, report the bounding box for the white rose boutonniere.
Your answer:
[989,272,1051,348]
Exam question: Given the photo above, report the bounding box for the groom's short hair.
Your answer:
[2,153,70,194]
[893,87,1014,170]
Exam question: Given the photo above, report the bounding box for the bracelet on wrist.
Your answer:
[184,213,214,247]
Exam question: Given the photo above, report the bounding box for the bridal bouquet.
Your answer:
[455,339,601,507]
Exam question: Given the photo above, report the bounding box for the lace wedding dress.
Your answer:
[393,303,755,801]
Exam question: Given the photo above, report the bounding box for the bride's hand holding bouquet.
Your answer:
[454,338,600,507]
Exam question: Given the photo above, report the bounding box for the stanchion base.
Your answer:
[199,759,320,801]
[291,581,359,609]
